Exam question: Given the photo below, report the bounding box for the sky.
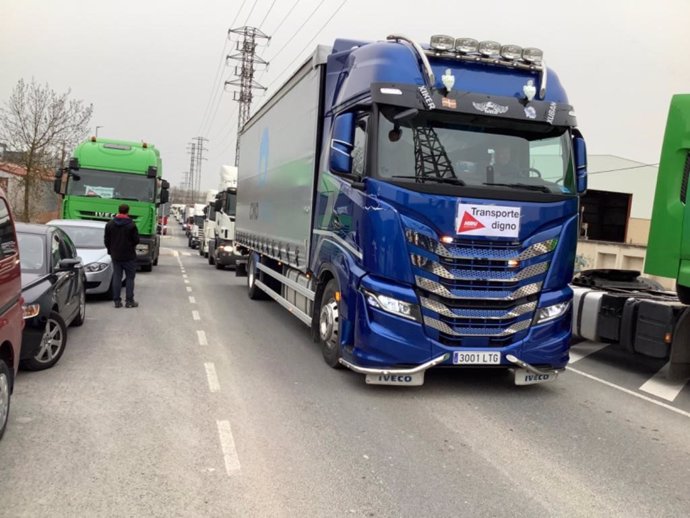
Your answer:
[1,0,689,192]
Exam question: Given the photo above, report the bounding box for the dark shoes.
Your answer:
[114,300,123,308]
[125,300,139,308]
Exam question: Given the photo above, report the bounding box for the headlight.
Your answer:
[534,301,570,324]
[85,262,108,272]
[221,245,234,252]
[136,244,150,254]
[363,289,421,322]
[22,303,40,319]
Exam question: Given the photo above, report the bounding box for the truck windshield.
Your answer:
[377,106,575,194]
[67,168,156,202]
[194,215,204,226]
[225,192,237,216]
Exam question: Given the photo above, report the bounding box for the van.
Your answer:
[0,189,24,440]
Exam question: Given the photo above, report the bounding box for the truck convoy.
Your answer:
[55,137,170,271]
[572,94,690,378]
[234,34,587,386]
[210,165,243,269]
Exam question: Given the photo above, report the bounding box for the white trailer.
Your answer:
[199,189,218,257]
[209,165,244,269]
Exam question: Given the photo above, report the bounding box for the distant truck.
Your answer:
[199,189,218,257]
[573,94,690,378]
[187,203,206,249]
[234,34,588,386]
[54,137,170,271]
[209,165,243,269]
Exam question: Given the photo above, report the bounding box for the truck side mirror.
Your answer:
[329,112,355,174]
[573,133,587,194]
[53,168,63,194]
[161,179,170,189]
[214,199,222,211]
[147,165,158,178]
[160,189,169,204]
[69,157,80,171]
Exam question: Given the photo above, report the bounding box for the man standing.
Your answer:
[104,204,140,308]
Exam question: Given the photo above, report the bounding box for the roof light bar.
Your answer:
[522,47,544,65]
[430,34,455,51]
[455,38,479,54]
[500,44,523,61]
[478,40,501,57]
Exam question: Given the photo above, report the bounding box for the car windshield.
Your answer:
[17,233,45,273]
[54,225,105,249]
[377,106,575,194]
[67,168,156,202]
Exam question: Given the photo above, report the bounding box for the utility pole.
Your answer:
[225,26,270,166]
[192,136,208,199]
[186,142,196,198]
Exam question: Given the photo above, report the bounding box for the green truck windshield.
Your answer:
[68,169,156,202]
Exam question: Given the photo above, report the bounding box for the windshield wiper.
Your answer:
[483,182,552,193]
[393,175,466,186]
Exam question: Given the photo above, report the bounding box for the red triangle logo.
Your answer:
[458,211,485,233]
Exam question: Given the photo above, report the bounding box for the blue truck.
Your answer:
[235,34,588,386]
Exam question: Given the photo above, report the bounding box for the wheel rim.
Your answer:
[319,298,339,351]
[248,259,255,287]
[36,319,64,363]
[0,372,9,428]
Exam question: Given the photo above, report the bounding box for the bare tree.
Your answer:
[0,79,93,221]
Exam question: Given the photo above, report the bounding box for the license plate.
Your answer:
[452,351,501,365]
[514,368,558,385]
[365,372,424,386]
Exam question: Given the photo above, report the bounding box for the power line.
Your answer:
[243,0,260,26]
[257,0,279,30]
[266,0,348,90]
[265,0,327,65]
[267,0,302,37]
[197,0,250,135]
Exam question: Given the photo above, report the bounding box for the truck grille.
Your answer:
[406,230,556,347]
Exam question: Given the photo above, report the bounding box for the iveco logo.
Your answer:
[95,211,115,218]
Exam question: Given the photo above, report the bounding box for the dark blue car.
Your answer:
[16,223,86,371]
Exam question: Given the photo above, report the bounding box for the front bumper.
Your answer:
[84,266,112,294]
[136,235,157,265]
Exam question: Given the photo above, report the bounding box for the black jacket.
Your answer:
[104,215,140,261]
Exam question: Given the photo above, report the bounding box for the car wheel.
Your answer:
[71,289,86,327]
[21,311,68,371]
[318,279,344,368]
[0,360,11,440]
[153,256,159,266]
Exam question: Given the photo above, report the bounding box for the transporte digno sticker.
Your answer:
[456,204,521,238]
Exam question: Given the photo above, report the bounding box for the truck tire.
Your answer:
[141,263,153,272]
[153,256,158,266]
[208,250,215,265]
[677,283,690,305]
[0,360,11,440]
[236,262,247,277]
[215,260,224,270]
[318,279,344,369]
[247,253,267,300]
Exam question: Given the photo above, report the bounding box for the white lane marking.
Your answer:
[182,252,191,256]
[567,366,690,419]
[184,279,190,284]
[189,296,196,304]
[204,362,220,392]
[197,330,208,345]
[186,286,192,292]
[569,341,609,363]
[639,362,690,402]
[183,274,188,279]
[217,420,241,474]
[173,251,179,257]
[192,310,200,321]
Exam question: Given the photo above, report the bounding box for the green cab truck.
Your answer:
[54,137,170,271]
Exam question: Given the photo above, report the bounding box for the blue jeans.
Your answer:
[112,260,136,302]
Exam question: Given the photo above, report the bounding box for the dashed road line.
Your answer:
[189,296,196,304]
[639,362,690,402]
[567,366,690,419]
[186,286,192,292]
[217,420,241,475]
[197,330,208,345]
[184,279,190,284]
[204,362,220,392]
[192,310,200,321]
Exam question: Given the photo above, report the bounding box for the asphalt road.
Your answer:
[1,227,689,517]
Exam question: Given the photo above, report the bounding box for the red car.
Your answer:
[0,189,24,440]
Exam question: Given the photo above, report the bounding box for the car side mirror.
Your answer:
[57,258,80,271]
[329,112,355,175]
[573,132,587,194]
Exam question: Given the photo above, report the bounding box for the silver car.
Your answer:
[47,219,112,295]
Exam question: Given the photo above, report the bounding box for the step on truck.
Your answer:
[54,137,170,271]
[573,94,690,379]
[235,34,588,386]
[210,165,244,269]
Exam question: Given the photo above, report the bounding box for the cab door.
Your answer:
[57,230,81,321]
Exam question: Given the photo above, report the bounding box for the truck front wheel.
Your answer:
[247,253,267,300]
[318,279,343,369]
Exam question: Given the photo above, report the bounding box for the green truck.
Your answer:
[54,137,170,271]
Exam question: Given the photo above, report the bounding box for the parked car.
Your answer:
[0,190,24,440]
[47,219,111,295]
[16,223,86,371]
